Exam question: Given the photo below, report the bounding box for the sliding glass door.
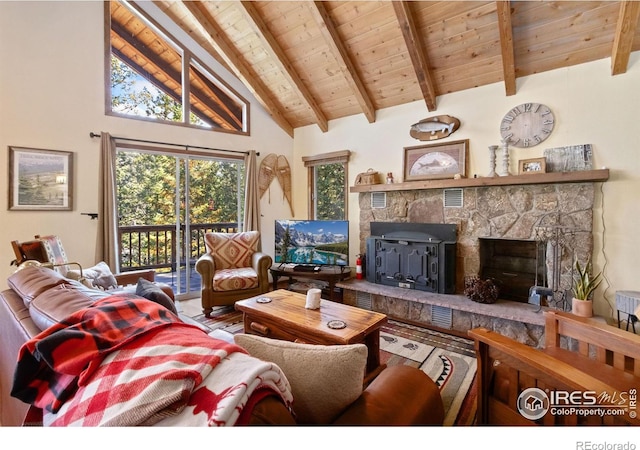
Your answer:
[116,147,244,299]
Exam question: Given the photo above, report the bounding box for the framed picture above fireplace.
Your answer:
[403,139,468,181]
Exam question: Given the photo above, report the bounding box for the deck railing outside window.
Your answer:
[118,223,238,272]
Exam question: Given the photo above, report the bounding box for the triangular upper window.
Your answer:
[107,0,248,134]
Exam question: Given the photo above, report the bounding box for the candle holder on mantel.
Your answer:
[499,139,511,176]
[487,145,499,177]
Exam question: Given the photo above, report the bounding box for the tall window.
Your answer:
[107,0,248,134]
[116,146,245,297]
[302,151,350,220]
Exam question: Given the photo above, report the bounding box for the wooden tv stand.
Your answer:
[269,264,352,302]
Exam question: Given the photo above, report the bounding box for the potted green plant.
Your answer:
[571,257,602,317]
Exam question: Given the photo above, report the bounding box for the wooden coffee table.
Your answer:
[235,289,387,381]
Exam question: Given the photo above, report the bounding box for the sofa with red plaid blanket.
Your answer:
[0,266,444,426]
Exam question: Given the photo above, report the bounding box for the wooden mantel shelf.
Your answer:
[350,169,609,193]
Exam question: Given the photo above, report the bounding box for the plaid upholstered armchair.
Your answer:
[195,231,272,317]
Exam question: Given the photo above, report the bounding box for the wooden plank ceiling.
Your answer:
[143,1,640,137]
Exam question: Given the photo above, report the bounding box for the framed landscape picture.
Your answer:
[8,146,74,211]
[403,139,468,181]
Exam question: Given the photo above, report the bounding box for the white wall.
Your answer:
[294,54,640,320]
[0,1,294,285]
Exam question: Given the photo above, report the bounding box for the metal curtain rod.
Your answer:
[88,132,258,156]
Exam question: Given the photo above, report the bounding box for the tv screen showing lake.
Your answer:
[275,220,349,266]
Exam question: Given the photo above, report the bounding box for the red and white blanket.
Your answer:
[12,295,293,426]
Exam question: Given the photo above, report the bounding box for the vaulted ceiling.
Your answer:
[141,1,640,137]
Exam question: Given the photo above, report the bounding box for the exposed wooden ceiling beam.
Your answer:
[189,59,244,129]
[239,1,328,133]
[496,1,517,96]
[182,1,294,137]
[392,1,437,111]
[308,1,376,123]
[611,0,640,76]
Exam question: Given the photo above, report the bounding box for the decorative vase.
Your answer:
[487,145,498,177]
[571,298,593,318]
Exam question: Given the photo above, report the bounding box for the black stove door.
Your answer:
[373,239,440,292]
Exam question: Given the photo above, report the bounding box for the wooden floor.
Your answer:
[175,297,204,317]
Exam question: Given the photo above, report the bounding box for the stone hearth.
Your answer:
[339,279,545,347]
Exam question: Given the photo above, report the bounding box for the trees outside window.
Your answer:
[116,149,244,296]
[314,163,346,220]
[302,151,350,220]
[116,152,243,228]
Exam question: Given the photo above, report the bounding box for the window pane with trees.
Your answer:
[116,148,244,295]
[314,163,346,220]
[303,151,350,220]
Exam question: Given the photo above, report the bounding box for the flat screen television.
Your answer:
[275,220,349,266]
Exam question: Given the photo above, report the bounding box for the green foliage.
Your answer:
[111,58,244,227]
[110,56,181,122]
[116,153,243,226]
[314,242,348,265]
[279,226,292,261]
[572,257,602,300]
[315,163,345,220]
[110,54,246,268]
[315,242,348,255]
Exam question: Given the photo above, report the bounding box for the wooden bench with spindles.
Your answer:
[469,310,640,426]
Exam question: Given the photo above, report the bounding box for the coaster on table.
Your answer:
[327,320,346,329]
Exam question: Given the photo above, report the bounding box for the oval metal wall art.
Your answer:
[410,115,460,141]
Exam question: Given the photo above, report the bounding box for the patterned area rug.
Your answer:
[191,306,245,335]
[192,307,477,426]
[379,320,477,426]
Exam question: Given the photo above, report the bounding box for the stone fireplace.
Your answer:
[339,179,602,346]
[358,182,596,302]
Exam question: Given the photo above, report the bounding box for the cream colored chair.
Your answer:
[195,231,272,317]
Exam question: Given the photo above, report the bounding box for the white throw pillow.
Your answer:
[234,334,367,424]
[67,261,118,291]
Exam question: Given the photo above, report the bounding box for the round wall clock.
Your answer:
[500,103,555,148]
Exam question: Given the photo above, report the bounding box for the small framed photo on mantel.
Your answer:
[518,157,546,175]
